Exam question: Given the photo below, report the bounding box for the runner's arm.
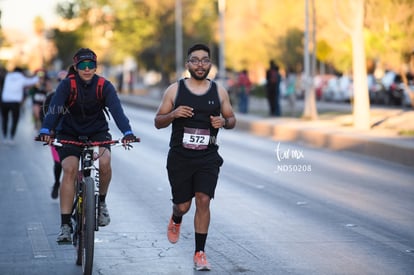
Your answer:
[218,85,236,129]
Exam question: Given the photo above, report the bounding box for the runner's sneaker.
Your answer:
[56,224,72,244]
[193,251,211,271]
[167,217,181,243]
[98,202,111,226]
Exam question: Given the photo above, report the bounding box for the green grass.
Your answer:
[398,129,414,136]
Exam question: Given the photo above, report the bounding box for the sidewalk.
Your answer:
[119,90,414,168]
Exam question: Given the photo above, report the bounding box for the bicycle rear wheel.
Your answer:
[81,177,96,275]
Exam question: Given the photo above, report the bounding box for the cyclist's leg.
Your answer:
[55,155,79,243]
[56,134,81,215]
[60,156,79,213]
[91,131,112,226]
[97,148,111,226]
[98,148,111,194]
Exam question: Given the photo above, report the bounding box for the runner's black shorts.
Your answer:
[167,149,224,204]
[56,132,112,161]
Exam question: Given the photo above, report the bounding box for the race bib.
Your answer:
[34,93,47,102]
[182,127,210,150]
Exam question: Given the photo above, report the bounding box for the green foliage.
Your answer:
[56,1,78,19]
[316,39,332,62]
[52,29,83,68]
[276,28,304,71]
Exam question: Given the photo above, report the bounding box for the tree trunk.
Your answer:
[302,0,318,120]
[335,0,370,130]
[351,0,370,130]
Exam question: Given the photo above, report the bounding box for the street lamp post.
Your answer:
[175,0,183,80]
[218,0,226,86]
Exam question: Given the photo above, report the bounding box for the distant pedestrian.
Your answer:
[0,66,7,101]
[236,69,252,113]
[286,67,297,117]
[1,67,38,144]
[39,69,72,199]
[28,69,52,130]
[266,60,282,116]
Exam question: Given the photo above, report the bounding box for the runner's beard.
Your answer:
[189,67,211,81]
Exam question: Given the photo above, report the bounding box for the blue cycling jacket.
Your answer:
[41,74,132,137]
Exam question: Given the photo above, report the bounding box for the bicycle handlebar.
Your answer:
[34,136,140,148]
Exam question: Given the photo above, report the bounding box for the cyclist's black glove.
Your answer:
[121,132,137,149]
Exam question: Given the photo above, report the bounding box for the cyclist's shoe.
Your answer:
[98,202,111,226]
[167,217,181,244]
[56,224,72,244]
[193,251,211,271]
[51,184,59,199]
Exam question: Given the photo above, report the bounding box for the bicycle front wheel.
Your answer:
[81,177,96,275]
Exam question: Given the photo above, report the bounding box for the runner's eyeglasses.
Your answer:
[187,58,211,66]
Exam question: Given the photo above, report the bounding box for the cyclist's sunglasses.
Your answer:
[77,61,97,70]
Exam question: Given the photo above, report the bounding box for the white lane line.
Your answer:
[27,222,54,258]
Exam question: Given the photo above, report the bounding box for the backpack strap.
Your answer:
[67,74,77,108]
[67,75,109,119]
[67,75,106,107]
[96,76,111,119]
[96,77,105,100]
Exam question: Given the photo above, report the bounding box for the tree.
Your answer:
[334,0,370,130]
[49,0,413,94]
[302,0,318,120]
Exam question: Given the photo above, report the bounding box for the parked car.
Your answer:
[321,76,339,101]
[367,74,386,105]
[400,72,414,107]
[381,71,405,106]
[314,74,334,100]
[401,83,414,107]
[322,74,352,102]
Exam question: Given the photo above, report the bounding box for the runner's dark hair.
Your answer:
[187,43,210,57]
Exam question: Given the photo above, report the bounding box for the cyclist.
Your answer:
[38,48,137,243]
[154,43,236,270]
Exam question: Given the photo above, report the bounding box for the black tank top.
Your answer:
[169,78,221,155]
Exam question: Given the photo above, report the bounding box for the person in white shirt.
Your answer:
[1,67,38,144]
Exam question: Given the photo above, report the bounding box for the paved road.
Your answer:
[0,104,413,274]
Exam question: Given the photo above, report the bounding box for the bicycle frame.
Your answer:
[79,143,101,232]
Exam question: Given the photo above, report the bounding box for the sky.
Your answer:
[1,0,59,34]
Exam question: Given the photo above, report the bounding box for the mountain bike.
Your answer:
[36,136,139,275]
